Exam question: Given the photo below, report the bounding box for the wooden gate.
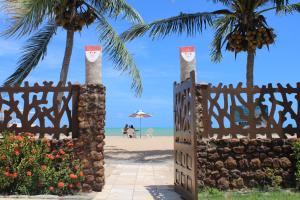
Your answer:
[173,71,197,200]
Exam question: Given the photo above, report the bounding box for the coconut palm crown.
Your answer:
[121,0,300,88]
[1,0,144,95]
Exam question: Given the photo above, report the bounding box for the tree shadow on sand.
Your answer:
[144,185,183,200]
[104,146,173,164]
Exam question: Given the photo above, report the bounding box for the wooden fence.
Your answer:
[0,82,80,138]
[196,83,300,139]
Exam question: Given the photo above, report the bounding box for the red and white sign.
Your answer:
[85,45,102,63]
[180,46,196,62]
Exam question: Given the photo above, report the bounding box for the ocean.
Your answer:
[105,128,174,136]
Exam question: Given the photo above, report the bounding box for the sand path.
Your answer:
[92,136,182,200]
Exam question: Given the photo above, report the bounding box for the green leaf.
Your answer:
[3,21,57,86]
[95,12,143,96]
[1,0,55,38]
[211,16,234,62]
[121,12,214,42]
[90,0,144,24]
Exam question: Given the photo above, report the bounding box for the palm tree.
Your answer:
[2,0,144,95]
[121,0,300,88]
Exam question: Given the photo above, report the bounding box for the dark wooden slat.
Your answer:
[197,82,300,139]
[71,84,80,138]
[0,82,79,138]
[174,71,198,200]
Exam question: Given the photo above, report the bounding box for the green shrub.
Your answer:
[292,139,300,188]
[0,132,84,195]
[264,167,282,189]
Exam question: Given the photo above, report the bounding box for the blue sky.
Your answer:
[0,0,299,128]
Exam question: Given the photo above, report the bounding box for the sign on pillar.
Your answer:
[85,45,102,85]
[180,46,197,82]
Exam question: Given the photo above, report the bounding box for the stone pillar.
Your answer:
[85,46,102,84]
[180,46,197,82]
[76,84,106,192]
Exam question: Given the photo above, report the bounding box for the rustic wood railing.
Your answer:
[196,83,300,139]
[0,82,80,138]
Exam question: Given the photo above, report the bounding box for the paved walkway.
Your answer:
[93,163,182,200]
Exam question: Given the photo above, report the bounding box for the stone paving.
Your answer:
[92,163,182,200]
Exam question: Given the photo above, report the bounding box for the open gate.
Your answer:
[173,71,197,200]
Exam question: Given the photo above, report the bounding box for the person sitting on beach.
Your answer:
[127,126,136,138]
[129,125,135,130]
[123,124,129,137]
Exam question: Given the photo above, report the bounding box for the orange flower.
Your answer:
[4,172,10,177]
[79,171,84,177]
[46,154,54,160]
[59,149,65,155]
[57,182,64,188]
[41,165,47,170]
[12,172,17,178]
[69,174,78,179]
[49,186,54,191]
[1,155,6,160]
[29,157,34,163]
[14,150,20,156]
[74,165,80,170]
[16,135,24,142]
[55,154,60,158]
[26,171,32,176]
[31,149,37,154]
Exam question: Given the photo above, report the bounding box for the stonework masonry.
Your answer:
[197,138,297,190]
[74,84,106,192]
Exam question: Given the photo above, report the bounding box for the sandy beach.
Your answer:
[104,136,174,164]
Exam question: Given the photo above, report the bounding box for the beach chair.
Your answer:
[145,128,154,137]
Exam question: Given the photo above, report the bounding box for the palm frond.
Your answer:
[277,2,300,13]
[210,0,231,6]
[272,0,290,11]
[121,12,214,42]
[211,16,234,62]
[90,0,144,24]
[1,0,55,38]
[4,21,57,86]
[95,12,142,96]
[272,0,289,7]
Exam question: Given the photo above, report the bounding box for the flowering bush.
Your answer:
[0,132,84,195]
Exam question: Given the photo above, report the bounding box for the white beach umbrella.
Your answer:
[129,110,152,138]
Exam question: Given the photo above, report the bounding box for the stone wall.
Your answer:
[74,84,106,192]
[197,138,297,190]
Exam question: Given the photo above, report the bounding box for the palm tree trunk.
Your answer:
[57,30,74,107]
[59,30,74,85]
[246,50,255,88]
[246,50,255,138]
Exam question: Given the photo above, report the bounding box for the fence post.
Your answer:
[247,85,256,139]
[197,84,209,139]
[72,83,80,138]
